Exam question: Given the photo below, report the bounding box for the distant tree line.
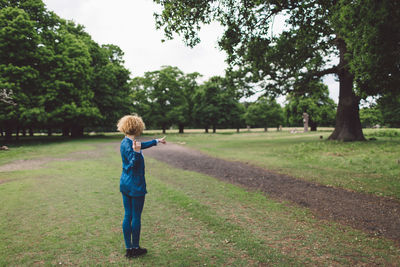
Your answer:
[131,65,400,132]
[0,0,131,139]
[131,65,338,133]
[359,94,400,128]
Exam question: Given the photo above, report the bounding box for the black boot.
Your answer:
[131,247,147,257]
[125,248,132,258]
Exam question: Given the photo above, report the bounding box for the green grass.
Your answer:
[0,135,399,266]
[164,129,400,199]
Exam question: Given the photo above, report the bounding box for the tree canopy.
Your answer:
[245,97,284,130]
[0,0,132,139]
[131,66,201,133]
[285,81,336,131]
[154,0,400,141]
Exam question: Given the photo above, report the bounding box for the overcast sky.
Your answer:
[42,0,339,103]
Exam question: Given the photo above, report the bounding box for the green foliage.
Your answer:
[0,0,132,137]
[245,97,284,129]
[90,44,132,129]
[131,66,189,132]
[334,0,400,97]
[154,1,336,94]
[285,81,336,129]
[177,72,202,130]
[359,106,383,128]
[154,0,399,98]
[153,0,400,141]
[43,21,99,134]
[193,76,243,132]
[132,71,245,133]
[0,6,40,131]
[377,93,400,128]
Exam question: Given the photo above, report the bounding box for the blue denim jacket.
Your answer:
[119,137,157,197]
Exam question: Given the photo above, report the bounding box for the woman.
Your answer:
[117,115,166,258]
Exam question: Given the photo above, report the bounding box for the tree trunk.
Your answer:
[178,124,184,134]
[205,126,209,133]
[212,125,216,133]
[264,127,268,132]
[29,128,34,136]
[16,127,19,140]
[5,128,12,141]
[22,128,26,137]
[329,39,365,141]
[47,128,52,137]
[309,121,317,131]
[162,127,166,134]
[236,127,240,133]
[71,126,84,137]
[0,128,3,137]
[62,127,70,137]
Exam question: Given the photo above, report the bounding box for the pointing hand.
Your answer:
[158,136,167,144]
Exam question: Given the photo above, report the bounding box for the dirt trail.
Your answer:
[144,142,400,244]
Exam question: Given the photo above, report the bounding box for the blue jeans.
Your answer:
[122,194,145,249]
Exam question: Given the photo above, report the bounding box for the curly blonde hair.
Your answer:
[117,115,145,136]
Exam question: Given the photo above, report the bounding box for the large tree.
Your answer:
[377,94,400,128]
[176,72,201,132]
[359,106,383,128]
[0,6,40,139]
[154,0,400,141]
[245,97,284,131]
[285,81,336,130]
[0,0,132,138]
[42,20,99,137]
[90,43,132,131]
[193,76,239,133]
[131,66,185,133]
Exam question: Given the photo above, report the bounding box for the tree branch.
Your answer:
[0,89,17,106]
[310,66,338,78]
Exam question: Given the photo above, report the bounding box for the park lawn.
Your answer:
[0,137,399,266]
[164,129,400,200]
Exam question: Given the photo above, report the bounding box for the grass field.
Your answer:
[0,132,400,266]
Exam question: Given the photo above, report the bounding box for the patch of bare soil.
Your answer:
[0,142,116,172]
[144,142,400,245]
[0,158,55,172]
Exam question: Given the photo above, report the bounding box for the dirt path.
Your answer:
[144,142,400,245]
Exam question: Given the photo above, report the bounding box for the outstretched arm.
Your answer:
[141,136,167,150]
